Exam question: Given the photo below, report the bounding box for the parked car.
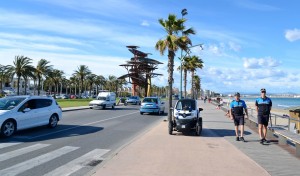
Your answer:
[140,97,165,115]
[0,95,62,137]
[125,96,141,105]
[169,99,203,136]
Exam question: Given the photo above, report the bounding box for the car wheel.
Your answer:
[168,120,173,135]
[48,114,58,128]
[1,120,16,137]
[102,105,106,109]
[112,105,115,109]
[140,112,143,115]
[195,118,202,136]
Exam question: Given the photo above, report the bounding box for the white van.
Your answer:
[89,92,116,109]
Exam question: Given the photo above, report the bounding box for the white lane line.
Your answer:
[0,143,50,162]
[0,146,79,176]
[44,148,110,176]
[29,111,138,139]
[0,142,22,149]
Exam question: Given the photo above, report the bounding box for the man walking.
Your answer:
[230,92,249,142]
[255,88,272,144]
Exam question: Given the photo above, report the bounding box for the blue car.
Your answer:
[140,97,165,115]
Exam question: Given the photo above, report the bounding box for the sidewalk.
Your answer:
[93,100,300,176]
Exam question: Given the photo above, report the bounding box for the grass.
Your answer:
[56,98,121,108]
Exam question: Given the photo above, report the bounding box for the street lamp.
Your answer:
[179,44,203,99]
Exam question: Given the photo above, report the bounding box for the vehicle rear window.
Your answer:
[143,98,158,103]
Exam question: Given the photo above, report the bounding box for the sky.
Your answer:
[0,0,300,94]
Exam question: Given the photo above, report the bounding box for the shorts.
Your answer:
[233,115,244,126]
[258,114,269,126]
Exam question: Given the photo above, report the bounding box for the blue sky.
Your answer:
[1,0,300,94]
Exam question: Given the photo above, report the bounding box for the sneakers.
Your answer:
[240,137,245,142]
[236,137,240,141]
[260,138,266,144]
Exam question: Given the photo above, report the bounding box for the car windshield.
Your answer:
[175,100,196,110]
[0,97,26,110]
[129,96,137,99]
[143,98,158,103]
[97,96,107,100]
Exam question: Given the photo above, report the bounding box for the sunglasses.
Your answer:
[261,91,266,93]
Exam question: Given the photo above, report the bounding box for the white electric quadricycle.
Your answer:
[169,99,203,136]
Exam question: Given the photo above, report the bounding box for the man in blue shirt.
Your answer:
[255,88,272,144]
[230,92,249,142]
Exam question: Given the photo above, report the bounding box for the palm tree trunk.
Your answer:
[24,77,27,95]
[37,77,41,95]
[17,77,20,95]
[191,71,195,99]
[168,50,175,122]
[184,69,187,98]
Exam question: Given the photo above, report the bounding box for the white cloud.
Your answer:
[228,41,241,52]
[141,20,150,26]
[285,29,300,42]
[243,57,281,69]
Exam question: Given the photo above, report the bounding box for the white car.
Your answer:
[0,95,62,137]
[89,92,116,109]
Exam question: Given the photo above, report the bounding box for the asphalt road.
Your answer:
[0,105,168,176]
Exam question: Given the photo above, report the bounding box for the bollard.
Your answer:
[278,135,287,145]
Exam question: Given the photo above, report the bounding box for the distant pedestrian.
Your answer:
[255,88,272,144]
[230,92,249,142]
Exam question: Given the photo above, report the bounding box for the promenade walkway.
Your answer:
[92,101,300,176]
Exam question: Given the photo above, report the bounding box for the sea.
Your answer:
[233,97,300,110]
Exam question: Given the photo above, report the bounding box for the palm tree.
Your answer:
[193,75,201,99]
[47,69,64,98]
[9,56,33,95]
[35,59,53,95]
[187,55,203,99]
[94,75,106,95]
[155,13,195,121]
[74,65,91,96]
[177,56,192,98]
[22,67,36,95]
[86,74,97,96]
[0,65,12,92]
[69,75,79,95]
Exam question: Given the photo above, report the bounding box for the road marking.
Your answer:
[0,143,50,162]
[28,111,138,139]
[0,146,79,176]
[44,148,110,176]
[0,142,22,149]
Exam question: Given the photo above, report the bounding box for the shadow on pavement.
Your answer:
[0,124,104,143]
[201,128,252,137]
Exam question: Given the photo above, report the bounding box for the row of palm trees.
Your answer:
[0,56,126,97]
[155,9,204,121]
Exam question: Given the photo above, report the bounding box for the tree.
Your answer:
[155,13,195,121]
[9,56,33,95]
[0,65,12,92]
[193,75,201,99]
[74,65,91,96]
[187,55,203,99]
[177,56,192,98]
[47,69,64,98]
[86,74,97,96]
[22,66,35,95]
[94,75,106,95]
[35,59,53,95]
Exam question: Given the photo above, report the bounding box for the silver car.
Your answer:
[125,96,141,105]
